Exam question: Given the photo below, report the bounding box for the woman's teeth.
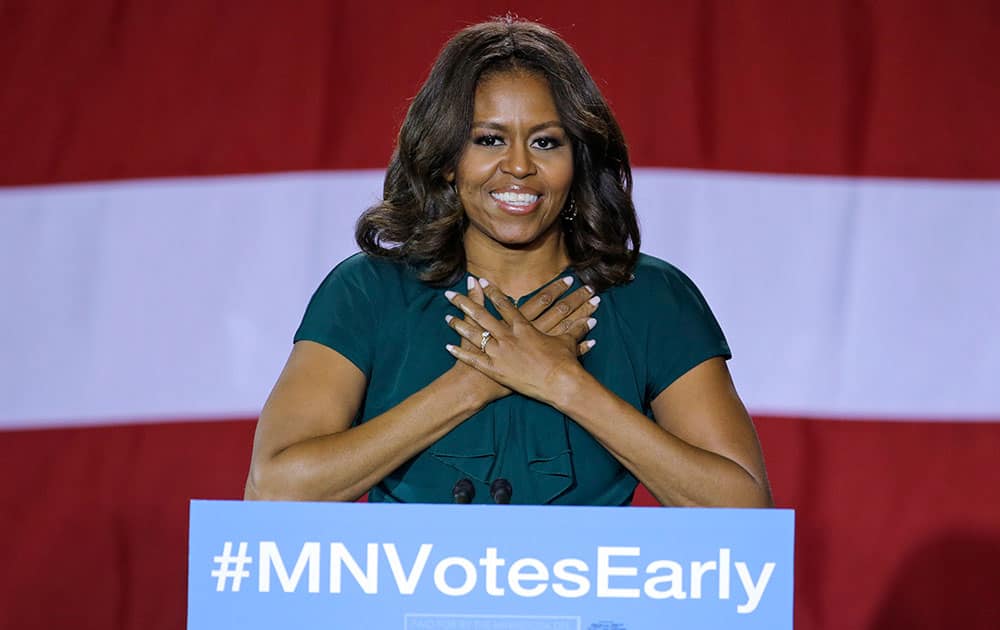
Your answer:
[491,192,539,206]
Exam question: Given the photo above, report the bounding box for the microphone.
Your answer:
[490,478,512,504]
[452,478,475,504]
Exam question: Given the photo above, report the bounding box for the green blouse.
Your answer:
[294,252,730,505]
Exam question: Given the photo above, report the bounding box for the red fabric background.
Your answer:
[2,1,999,184]
[2,419,999,628]
[2,2,999,629]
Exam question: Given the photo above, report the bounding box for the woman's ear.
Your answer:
[444,171,455,183]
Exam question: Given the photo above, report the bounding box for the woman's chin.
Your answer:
[490,231,556,250]
[472,220,562,250]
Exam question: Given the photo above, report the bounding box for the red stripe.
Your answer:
[758,417,1000,628]
[2,417,999,629]
[0,420,254,629]
[2,1,998,186]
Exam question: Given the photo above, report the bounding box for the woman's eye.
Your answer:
[474,134,504,147]
[532,136,562,150]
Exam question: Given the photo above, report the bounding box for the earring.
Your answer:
[561,197,577,222]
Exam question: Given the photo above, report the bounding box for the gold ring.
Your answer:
[480,331,492,352]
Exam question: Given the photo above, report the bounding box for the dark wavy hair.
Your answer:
[355,17,640,292]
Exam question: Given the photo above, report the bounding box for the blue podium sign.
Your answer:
[188,500,793,629]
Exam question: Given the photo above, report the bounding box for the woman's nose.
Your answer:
[500,143,536,178]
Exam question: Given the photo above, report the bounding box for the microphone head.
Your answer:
[452,478,475,504]
[490,478,512,504]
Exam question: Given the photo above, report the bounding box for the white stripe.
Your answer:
[633,169,1000,420]
[1,170,998,428]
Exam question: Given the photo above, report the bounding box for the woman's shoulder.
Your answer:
[632,252,684,278]
[598,253,724,332]
[299,253,417,330]
[613,253,706,302]
[609,253,731,376]
[320,252,415,287]
[314,252,447,312]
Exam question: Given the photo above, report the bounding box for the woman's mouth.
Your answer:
[490,191,541,215]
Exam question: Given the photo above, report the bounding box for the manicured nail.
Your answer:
[562,276,573,286]
[445,314,454,324]
[584,285,595,294]
[586,317,597,330]
[445,344,457,353]
[467,276,476,290]
[589,296,601,306]
[479,278,490,287]
[445,290,457,300]
[584,339,597,349]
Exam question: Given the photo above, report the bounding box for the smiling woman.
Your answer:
[244,17,772,507]
[455,71,574,290]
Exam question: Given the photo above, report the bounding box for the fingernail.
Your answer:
[589,296,601,306]
[445,290,457,300]
[445,344,457,353]
[562,277,573,286]
[479,278,490,287]
[586,317,597,330]
[445,314,454,324]
[467,276,476,290]
[584,285,595,294]
[585,339,597,349]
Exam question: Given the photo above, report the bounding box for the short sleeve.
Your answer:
[294,254,379,378]
[642,260,731,401]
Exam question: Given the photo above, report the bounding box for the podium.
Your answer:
[188,500,793,629]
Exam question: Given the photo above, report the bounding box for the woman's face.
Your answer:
[454,70,574,253]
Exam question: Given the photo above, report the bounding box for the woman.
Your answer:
[244,18,772,507]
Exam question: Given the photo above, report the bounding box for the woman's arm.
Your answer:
[246,278,599,502]
[550,356,772,507]
[446,281,772,508]
[244,340,494,502]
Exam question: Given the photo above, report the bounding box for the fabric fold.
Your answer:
[428,398,577,504]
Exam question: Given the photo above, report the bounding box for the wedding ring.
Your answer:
[480,331,492,352]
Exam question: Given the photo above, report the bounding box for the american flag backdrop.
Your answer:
[2,2,999,629]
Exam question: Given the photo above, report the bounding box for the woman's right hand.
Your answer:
[446,275,599,407]
[446,276,512,404]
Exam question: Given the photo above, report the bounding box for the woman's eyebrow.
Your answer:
[471,120,564,134]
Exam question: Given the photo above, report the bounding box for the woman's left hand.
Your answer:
[445,279,595,405]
